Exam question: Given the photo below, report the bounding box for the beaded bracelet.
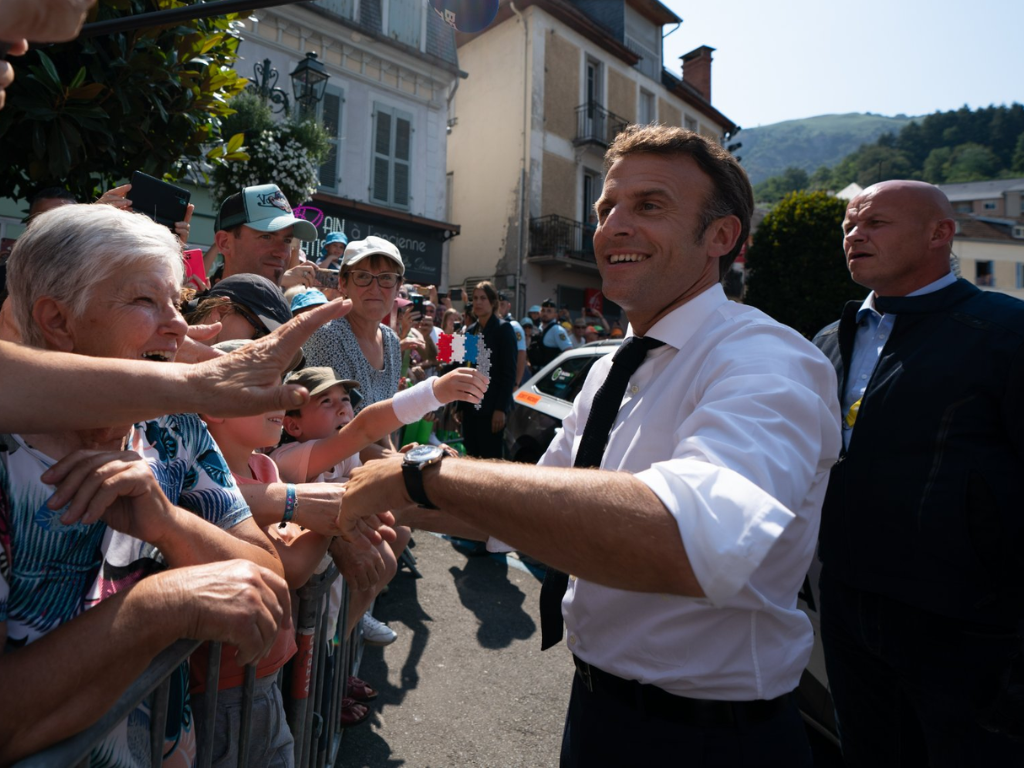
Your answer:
[282,483,298,523]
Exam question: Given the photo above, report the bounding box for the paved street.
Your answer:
[338,534,572,767]
[336,532,843,768]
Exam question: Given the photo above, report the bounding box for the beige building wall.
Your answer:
[544,33,580,142]
[955,237,1024,300]
[606,68,635,123]
[446,15,530,290]
[541,152,577,220]
[658,98,682,127]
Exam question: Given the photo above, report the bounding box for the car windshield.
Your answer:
[534,355,602,404]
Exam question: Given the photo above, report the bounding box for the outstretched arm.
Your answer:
[0,299,352,433]
[300,368,488,481]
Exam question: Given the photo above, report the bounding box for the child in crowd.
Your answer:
[271,365,486,643]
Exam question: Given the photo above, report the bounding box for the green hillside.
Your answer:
[738,112,917,184]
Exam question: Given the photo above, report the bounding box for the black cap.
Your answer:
[541,299,556,308]
[208,273,291,332]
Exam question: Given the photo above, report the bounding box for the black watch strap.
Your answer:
[402,462,438,509]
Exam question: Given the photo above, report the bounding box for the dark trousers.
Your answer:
[461,410,504,459]
[819,571,1024,767]
[559,669,811,768]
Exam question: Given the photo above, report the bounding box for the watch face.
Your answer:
[406,444,444,464]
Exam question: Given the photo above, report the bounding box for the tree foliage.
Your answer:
[744,191,861,339]
[0,0,250,201]
[753,166,809,204]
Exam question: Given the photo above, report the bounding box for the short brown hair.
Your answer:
[473,280,499,314]
[605,125,753,276]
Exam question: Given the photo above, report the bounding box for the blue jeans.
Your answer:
[819,572,1024,767]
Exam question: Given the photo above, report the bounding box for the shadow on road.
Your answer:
[448,556,536,649]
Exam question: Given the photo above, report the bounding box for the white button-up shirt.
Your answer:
[539,284,841,700]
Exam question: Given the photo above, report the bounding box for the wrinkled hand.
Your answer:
[161,559,291,666]
[433,367,488,406]
[280,263,317,290]
[291,482,396,545]
[41,449,176,542]
[329,537,386,592]
[344,456,413,527]
[491,410,506,434]
[183,298,352,416]
[172,323,223,364]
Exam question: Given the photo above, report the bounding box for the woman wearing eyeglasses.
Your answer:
[303,236,408,412]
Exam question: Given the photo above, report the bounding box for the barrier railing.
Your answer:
[13,565,354,768]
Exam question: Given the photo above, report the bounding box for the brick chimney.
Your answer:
[681,46,715,103]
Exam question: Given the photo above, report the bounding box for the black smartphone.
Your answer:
[450,288,463,302]
[129,171,190,230]
[410,294,425,314]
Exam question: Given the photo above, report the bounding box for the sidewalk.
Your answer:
[338,533,573,767]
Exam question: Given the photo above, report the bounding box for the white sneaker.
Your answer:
[360,612,397,646]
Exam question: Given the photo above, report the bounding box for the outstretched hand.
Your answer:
[183,298,352,416]
[432,367,488,406]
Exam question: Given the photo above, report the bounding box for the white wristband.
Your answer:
[392,376,444,424]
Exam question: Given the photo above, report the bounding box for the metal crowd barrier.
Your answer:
[13,565,356,768]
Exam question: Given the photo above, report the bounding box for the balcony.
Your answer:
[528,215,599,272]
[574,102,630,149]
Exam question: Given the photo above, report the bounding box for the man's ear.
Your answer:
[704,215,743,260]
[200,414,225,425]
[282,415,303,439]
[31,296,76,352]
[214,230,235,260]
[931,218,956,250]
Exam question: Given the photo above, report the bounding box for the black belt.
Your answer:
[572,654,793,727]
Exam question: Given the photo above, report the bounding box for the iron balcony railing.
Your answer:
[574,102,630,148]
[529,215,596,264]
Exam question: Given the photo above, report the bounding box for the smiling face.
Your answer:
[842,182,956,297]
[593,153,740,335]
[284,384,354,442]
[341,254,402,323]
[217,411,286,452]
[220,225,295,285]
[68,263,187,362]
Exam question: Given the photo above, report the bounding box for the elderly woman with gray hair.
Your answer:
[0,204,289,767]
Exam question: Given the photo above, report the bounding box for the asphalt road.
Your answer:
[338,534,572,767]
[336,533,844,768]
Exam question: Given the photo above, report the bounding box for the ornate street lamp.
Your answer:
[246,52,330,117]
[290,53,331,118]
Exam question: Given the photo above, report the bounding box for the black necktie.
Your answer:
[539,335,665,650]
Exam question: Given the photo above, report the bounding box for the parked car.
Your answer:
[503,340,841,753]
[504,340,620,463]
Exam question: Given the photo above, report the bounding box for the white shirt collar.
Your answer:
[857,271,956,321]
[624,283,728,352]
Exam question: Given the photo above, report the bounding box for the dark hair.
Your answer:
[30,187,76,206]
[605,124,753,277]
[473,280,499,314]
[541,299,556,309]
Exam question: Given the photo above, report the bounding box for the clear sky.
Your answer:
[660,0,1024,130]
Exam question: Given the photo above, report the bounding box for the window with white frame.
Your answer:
[371,103,412,209]
[638,89,655,125]
[983,201,997,210]
[318,85,345,192]
[685,116,697,132]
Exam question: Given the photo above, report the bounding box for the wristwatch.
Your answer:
[402,444,445,509]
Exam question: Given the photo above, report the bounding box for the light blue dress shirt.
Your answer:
[841,272,958,449]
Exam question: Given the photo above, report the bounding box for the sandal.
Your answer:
[347,676,379,702]
[339,698,371,728]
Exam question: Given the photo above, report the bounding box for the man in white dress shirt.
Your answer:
[344,125,841,766]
